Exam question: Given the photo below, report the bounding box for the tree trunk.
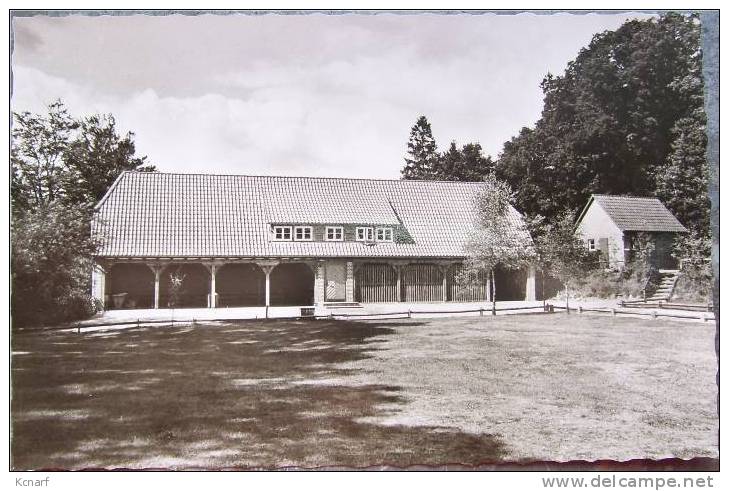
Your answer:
[565,289,570,314]
[491,268,496,315]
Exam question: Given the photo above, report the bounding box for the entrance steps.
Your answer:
[323,302,363,309]
[646,270,680,302]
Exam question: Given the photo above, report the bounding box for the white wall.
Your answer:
[576,201,625,268]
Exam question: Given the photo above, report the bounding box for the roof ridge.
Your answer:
[123,170,487,185]
[593,194,660,199]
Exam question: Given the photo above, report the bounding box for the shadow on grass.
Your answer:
[12,319,504,469]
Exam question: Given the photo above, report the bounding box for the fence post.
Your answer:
[479,308,483,317]
[192,318,196,327]
[77,325,81,334]
[611,308,616,317]
[408,309,411,319]
[578,306,583,314]
[137,319,140,329]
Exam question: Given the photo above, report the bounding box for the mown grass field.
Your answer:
[11,314,718,469]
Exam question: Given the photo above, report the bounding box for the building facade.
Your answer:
[575,195,688,270]
[91,172,537,310]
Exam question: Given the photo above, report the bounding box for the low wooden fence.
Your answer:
[553,305,714,322]
[619,300,713,312]
[40,301,714,334]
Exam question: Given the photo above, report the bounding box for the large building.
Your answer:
[91,171,537,310]
[575,194,687,270]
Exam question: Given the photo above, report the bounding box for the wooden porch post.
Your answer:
[345,261,355,303]
[395,264,403,302]
[439,264,451,302]
[210,264,218,308]
[154,268,161,309]
[255,261,279,308]
[146,263,164,310]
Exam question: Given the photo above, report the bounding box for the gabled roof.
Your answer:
[577,194,688,233]
[93,171,530,259]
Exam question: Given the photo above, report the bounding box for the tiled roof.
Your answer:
[591,195,687,233]
[93,172,530,259]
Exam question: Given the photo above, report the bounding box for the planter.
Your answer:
[112,293,128,309]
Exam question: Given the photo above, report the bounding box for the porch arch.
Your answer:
[216,263,265,307]
[160,263,209,308]
[355,263,398,303]
[270,263,314,306]
[105,263,155,309]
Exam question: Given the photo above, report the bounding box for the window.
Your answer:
[356,227,374,241]
[587,238,596,251]
[325,226,344,241]
[376,227,393,242]
[294,226,313,241]
[273,226,292,241]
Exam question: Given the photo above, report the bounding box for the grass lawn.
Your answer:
[11,314,718,469]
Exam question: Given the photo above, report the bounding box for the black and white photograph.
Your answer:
[8,6,719,477]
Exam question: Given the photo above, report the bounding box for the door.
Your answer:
[325,262,346,301]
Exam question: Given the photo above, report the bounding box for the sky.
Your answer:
[11,11,655,179]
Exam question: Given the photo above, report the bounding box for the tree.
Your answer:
[11,100,154,327]
[63,113,154,207]
[434,141,495,181]
[11,100,78,212]
[11,202,101,326]
[401,116,439,180]
[528,211,599,311]
[459,175,535,314]
[495,13,708,236]
[655,112,711,237]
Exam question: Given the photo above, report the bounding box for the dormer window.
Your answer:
[587,238,596,251]
[376,227,393,242]
[294,226,313,241]
[356,227,374,242]
[325,226,344,241]
[273,226,292,241]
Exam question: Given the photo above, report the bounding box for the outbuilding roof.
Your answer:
[579,195,688,233]
[93,171,530,259]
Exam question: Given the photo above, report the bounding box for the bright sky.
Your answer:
[11,11,654,178]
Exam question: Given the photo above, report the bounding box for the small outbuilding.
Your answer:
[575,195,688,270]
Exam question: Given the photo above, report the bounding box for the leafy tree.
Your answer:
[11,100,153,327]
[11,202,101,326]
[655,112,710,237]
[64,113,154,207]
[401,115,439,180]
[528,211,599,310]
[495,13,708,238]
[434,141,495,181]
[11,101,78,212]
[459,175,535,313]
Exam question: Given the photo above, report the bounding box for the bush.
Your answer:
[672,260,713,303]
[11,203,100,328]
[57,291,102,323]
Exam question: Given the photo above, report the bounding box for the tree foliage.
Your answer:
[401,117,495,182]
[495,13,709,238]
[433,141,495,181]
[401,115,439,180]
[11,100,154,327]
[460,175,535,309]
[526,212,599,304]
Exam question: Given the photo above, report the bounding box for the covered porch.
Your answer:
[92,257,537,310]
